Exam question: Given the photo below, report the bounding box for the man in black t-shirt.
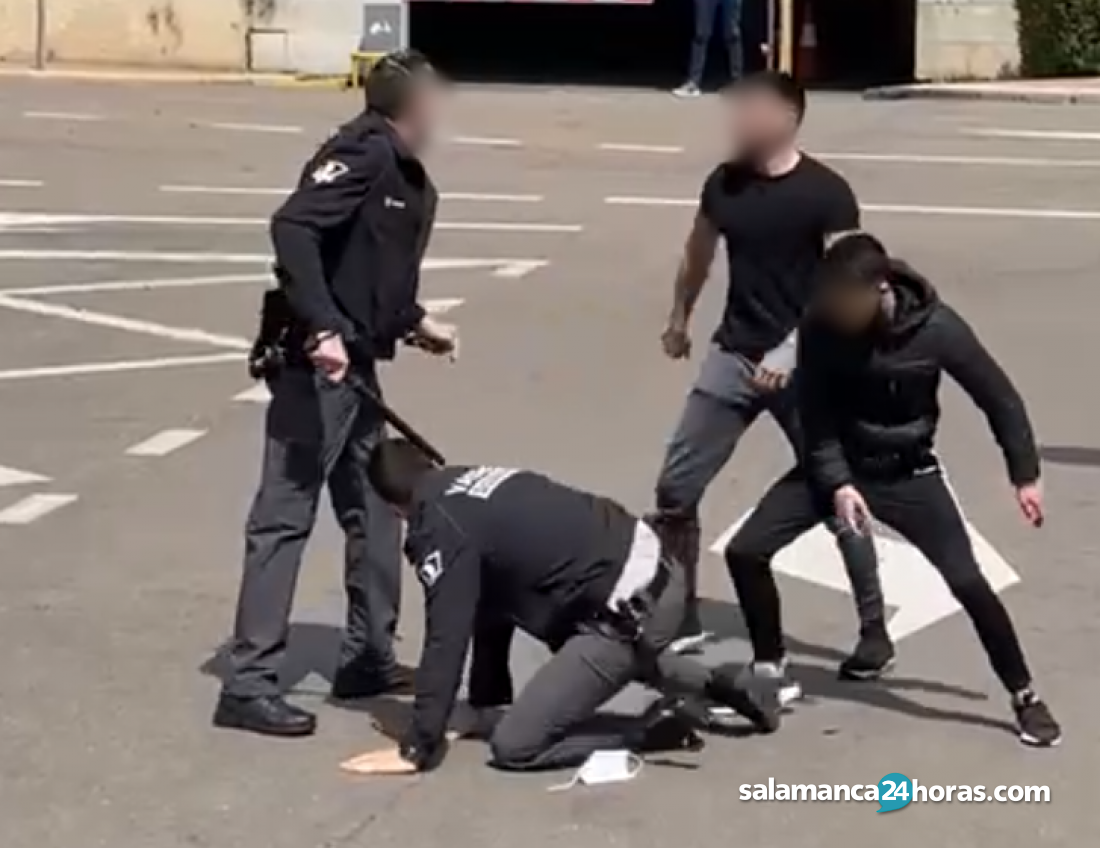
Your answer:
[649,72,891,694]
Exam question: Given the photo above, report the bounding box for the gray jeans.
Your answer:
[488,557,712,771]
[653,346,885,633]
[222,366,402,698]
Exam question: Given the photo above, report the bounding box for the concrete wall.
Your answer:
[0,0,247,69]
[915,0,1021,80]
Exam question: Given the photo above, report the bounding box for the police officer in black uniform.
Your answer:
[214,51,456,738]
[341,439,780,776]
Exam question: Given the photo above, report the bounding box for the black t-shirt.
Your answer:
[700,154,860,359]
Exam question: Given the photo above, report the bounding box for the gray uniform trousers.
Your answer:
[222,365,402,698]
[653,345,886,633]
[488,560,712,771]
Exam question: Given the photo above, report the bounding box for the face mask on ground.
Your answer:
[548,750,644,792]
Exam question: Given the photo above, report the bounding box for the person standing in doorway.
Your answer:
[649,72,892,695]
[674,0,743,97]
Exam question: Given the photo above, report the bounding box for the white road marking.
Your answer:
[199,121,304,134]
[447,135,522,148]
[234,384,271,403]
[126,428,207,457]
[441,192,543,203]
[598,142,684,154]
[424,298,465,314]
[964,128,1100,142]
[488,259,547,278]
[0,353,241,382]
[605,195,1100,220]
[161,185,544,203]
[23,110,102,121]
[0,293,251,349]
[1,274,270,296]
[159,185,285,196]
[865,203,1100,221]
[0,249,270,264]
[0,493,78,525]
[820,151,1100,168]
[0,464,49,487]
[440,222,581,233]
[712,513,1018,641]
[0,179,43,188]
[0,212,580,235]
[605,196,694,207]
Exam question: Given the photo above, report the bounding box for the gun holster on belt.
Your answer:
[248,287,294,380]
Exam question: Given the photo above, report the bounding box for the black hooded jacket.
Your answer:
[797,262,1040,494]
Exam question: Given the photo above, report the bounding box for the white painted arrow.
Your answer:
[0,464,49,487]
[711,514,1019,641]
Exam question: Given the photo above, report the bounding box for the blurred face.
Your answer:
[402,73,449,151]
[815,282,885,334]
[727,89,800,160]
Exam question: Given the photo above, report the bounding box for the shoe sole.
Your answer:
[838,657,897,681]
[1019,732,1062,748]
[668,632,713,655]
[212,714,316,738]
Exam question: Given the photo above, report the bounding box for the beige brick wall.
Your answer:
[0,0,247,69]
[915,0,1021,80]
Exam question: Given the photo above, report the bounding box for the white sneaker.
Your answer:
[736,660,803,708]
[672,82,702,99]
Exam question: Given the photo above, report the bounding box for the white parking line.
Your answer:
[23,111,103,122]
[0,464,49,487]
[865,203,1100,221]
[0,179,43,188]
[160,185,285,196]
[598,142,684,154]
[0,353,241,382]
[963,128,1100,142]
[0,493,78,525]
[448,135,522,148]
[0,212,580,235]
[0,293,251,349]
[441,192,544,203]
[1,274,270,296]
[126,429,207,457]
[160,185,545,203]
[199,121,304,134]
[604,196,1100,220]
[605,196,694,207]
[820,152,1100,168]
[234,384,271,403]
[0,249,270,264]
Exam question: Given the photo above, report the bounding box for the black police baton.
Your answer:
[347,373,447,467]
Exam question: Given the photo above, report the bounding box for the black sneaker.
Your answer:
[706,664,781,733]
[635,697,706,753]
[1013,691,1062,748]
[838,628,896,681]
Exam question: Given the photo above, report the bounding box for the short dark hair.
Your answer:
[730,71,807,123]
[817,231,891,291]
[363,49,437,120]
[367,437,436,506]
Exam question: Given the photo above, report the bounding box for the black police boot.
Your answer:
[633,696,706,754]
[213,693,317,737]
[330,663,416,701]
[706,663,781,733]
[838,623,896,681]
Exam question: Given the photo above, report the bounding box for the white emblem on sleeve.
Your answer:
[417,550,444,588]
[311,160,349,184]
[445,467,518,500]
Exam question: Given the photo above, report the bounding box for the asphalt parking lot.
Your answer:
[2,80,1099,848]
